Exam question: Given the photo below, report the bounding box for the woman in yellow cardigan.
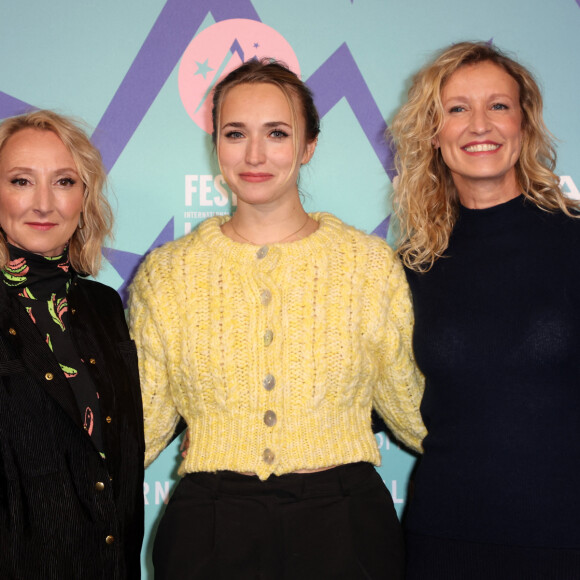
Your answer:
[129,59,425,579]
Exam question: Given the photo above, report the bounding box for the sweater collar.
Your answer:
[196,212,345,261]
[453,194,529,237]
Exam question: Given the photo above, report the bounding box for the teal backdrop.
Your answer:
[1,1,579,576]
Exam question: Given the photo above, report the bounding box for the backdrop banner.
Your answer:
[2,1,579,575]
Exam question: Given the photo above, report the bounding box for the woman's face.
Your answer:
[217,82,316,209]
[435,61,523,206]
[0,128,84,257]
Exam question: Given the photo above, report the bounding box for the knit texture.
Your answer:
[129,212,425,480]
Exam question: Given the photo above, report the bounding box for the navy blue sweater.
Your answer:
[404,195,580,578]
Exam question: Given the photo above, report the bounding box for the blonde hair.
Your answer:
[391,41,578,272]
[0,110,113,275]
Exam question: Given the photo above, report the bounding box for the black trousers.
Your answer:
[153,462,404,579]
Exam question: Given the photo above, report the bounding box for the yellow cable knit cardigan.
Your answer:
[129,212,426,480]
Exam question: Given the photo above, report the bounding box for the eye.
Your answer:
[10,178,30,187]
[225,130,244,139]
[56,177,77,187]
[270,129,289,139]
[491,103,508,110]
[448,105,465,113]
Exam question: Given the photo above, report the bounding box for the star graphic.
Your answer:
[253,42,259,48]
[103,218,174,307]
[193,58,214,79]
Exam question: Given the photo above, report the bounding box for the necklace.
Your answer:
[229,214,310,245]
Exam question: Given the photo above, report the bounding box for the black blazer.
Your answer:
[0,275,144,579]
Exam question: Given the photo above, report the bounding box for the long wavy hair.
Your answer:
[391,41,578,272]
[0,110,113,275]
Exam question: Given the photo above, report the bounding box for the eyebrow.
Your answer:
[221,121,292,130]
[7,166,79,174]
[443,93,517,102]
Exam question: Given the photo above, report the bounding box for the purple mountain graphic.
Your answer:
[0,91,35,117]
[307,42,395,180]
[104,218,174,307]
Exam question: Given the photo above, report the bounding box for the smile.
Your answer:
[463,143,501,153]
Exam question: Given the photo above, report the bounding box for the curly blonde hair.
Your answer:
[0,110,113,275]
[391,41,578,272]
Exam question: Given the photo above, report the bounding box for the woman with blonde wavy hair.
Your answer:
[0,110,144,579]
[391,41,580,579]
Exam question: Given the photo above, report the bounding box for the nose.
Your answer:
[245,137,265,166]
[469,106,492,134]
[33,180,54,215]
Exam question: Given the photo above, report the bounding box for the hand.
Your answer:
[179,429,190,458]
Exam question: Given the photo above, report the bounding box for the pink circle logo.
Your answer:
[178,19,300,134]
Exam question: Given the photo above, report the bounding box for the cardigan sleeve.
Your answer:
[371,244,426,454]
[128,250,181,467]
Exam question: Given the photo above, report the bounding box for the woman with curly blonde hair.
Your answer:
[391,42,580,579]
[0,110,144,579]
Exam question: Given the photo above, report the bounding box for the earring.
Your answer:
[78,213,84,230]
